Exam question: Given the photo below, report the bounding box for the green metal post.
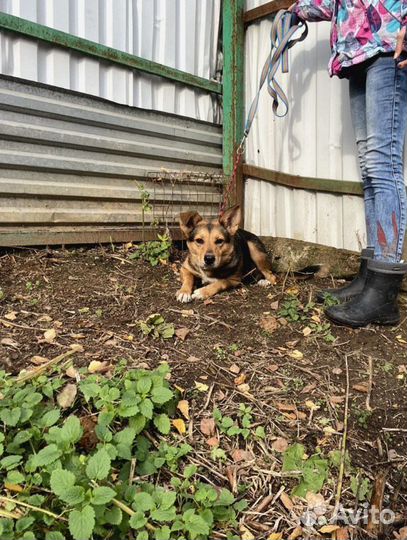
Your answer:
[223,0,245,220]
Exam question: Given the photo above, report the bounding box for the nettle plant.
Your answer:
[0,363,241,540]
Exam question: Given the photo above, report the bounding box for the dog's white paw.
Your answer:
[176,291,193,303]
[192,288,205,300]
[257,279,271,288]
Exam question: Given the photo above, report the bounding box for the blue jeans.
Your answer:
[349,54,407,263]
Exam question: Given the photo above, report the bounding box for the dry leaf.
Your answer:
[194,381,209,392]
[277,402,297,412]
[302,326,312,337]
[396,335,407,344]
[229,363,240,374]
[280,491,294,511]
[5,483,23,493]
[43,328,57,343]
[305,400,320,411]
[181,309,194,317]
[1,337,19,348]
[319,525,340,534]
[231,449,253,463]
[66,366,79,379]
[240,525,255,540]
[70,343,84,352]
[38,314,53,323]
[31,355,49,365]
[272,437,289,452]
[4,311,17,321]
[57,383,77,408]
[268,534,283,540]
[306,492,326,511]
[237,383,250,393]
[394,526,407,540]
[270,300,279,310]
[177,400,190,420]
[352,383,369,393]
[330,395,345,405]
[260,315,280,334]
[332,367,343,375]
[288,526,303,540]
[175,327,190,341]
[286,286,299,295]
[288,350,304,361]
[172,419,186,435]
[267,364,279,372]
[88,360,108,373]
[301,383,316,394]
[334,528,350,540]
[234,373,246,385]
[200,417,216,436]
[206,436,219,447]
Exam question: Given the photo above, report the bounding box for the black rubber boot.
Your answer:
[316,247,374,304]
[325,259,407,328]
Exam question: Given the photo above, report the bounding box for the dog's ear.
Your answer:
[219,205,241,236]
[179,211,203,238]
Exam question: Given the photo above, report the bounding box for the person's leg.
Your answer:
[325,55,407,326]
[349,66,376,246]
[365,55,407,262]
[315,66,374,304]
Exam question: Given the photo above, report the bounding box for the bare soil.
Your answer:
[0,245,406,539]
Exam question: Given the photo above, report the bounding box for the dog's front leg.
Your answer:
[176,266,195,303]
[192,278,241,301]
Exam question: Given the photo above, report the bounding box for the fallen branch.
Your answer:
[333,354,350,518]
[16,347,81,384]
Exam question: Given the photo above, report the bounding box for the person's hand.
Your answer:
[394,26,407,68]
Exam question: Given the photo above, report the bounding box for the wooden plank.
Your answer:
[244,0,292,25]
[0,226,183,247]
[243,163,364,196]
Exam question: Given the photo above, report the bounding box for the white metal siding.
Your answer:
[0,0,221,122]
[244,0,376,251]
[0,76,222,246]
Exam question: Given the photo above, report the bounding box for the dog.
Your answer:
[176,205,276,302]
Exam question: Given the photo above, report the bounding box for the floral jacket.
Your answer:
[294,0,407,76]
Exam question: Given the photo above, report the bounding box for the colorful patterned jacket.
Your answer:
[294,0,407,76]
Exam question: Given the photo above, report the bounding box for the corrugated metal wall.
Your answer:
[244,0,371,251]
[0,76,222,246]
[0,0,221,123]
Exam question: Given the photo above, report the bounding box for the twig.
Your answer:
[366,356,373,412]
[333,354,350,518]
[15,347,80,384]
[0,495,66,521]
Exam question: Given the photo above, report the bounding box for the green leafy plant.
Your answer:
[322,293,341,308]
[213,404,264,442]
[0,363,242,539]
[279,295,336,343]
[139,313,175,339]
[129,234,172,267]
[282,443,329,497]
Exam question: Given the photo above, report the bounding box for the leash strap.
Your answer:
[219,10,308,215]
[245,9,308,133]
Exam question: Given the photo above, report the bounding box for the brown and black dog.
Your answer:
[176,205,276,302]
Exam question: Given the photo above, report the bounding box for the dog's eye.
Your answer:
[215,239,224,245]
[195,238,204,245]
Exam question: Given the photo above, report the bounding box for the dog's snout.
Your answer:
[204,253,215,266]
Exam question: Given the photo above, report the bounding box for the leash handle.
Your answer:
[245,9,308,132]
[219,10,308,216]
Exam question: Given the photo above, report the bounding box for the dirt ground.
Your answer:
[0,245,406,539]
